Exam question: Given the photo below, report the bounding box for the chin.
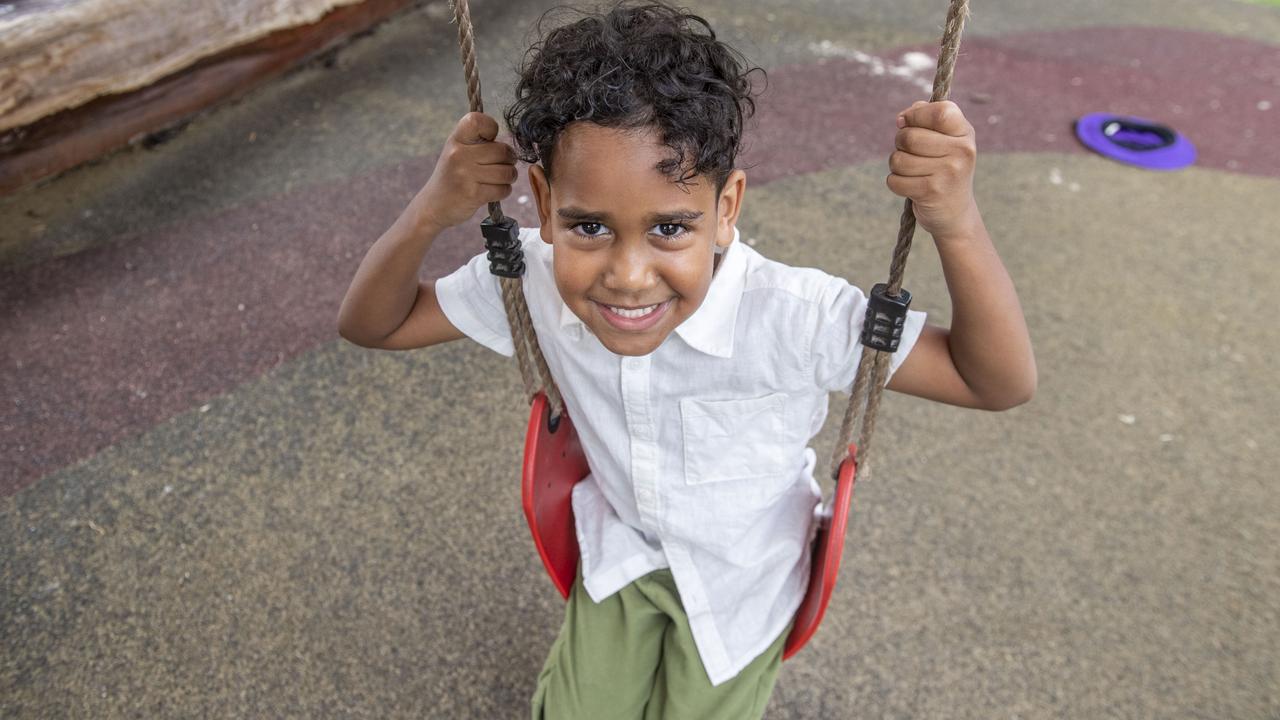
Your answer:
[599,333,668,357]
[582,298,682,357]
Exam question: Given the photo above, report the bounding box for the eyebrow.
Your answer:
[557,206,704,224]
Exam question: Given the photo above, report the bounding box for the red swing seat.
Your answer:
[520,392,859,660]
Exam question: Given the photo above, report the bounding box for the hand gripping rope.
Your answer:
[829,0,970,483]
[451,0,562,416]
[797,1,970,658]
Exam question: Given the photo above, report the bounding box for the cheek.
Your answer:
[553,251,598,297]
[662,253,715,302]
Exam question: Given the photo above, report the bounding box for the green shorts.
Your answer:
[531,564,790,720]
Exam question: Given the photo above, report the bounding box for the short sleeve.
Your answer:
[810,275,927,392]
[434,248,516,357]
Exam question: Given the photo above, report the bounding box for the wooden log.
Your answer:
[0,0,384,133]
[0,0,419,194]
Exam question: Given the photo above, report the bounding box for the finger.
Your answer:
[899,100,971,137]
[887,150,934,178]
[885,172,929,199]
[475,163,518,185]
[454,111,500,144]
[481,183,513,203]
[895,100,928,125]
[894,127,951,158]
[474,141,518,165]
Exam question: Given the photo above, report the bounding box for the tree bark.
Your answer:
[0,0,419,194]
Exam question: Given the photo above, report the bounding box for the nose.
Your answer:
[601,238,657,295]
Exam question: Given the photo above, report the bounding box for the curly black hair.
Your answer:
[503,1,764,194]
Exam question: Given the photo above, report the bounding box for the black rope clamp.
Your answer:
[482,216,525,278]
[860,283,912,352]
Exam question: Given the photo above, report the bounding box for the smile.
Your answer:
[594,299,673,331]
[607,304,660,318]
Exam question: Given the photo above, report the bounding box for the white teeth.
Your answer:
[606,303,660,319]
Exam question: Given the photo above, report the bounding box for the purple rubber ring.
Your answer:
[1074,112,1196,171]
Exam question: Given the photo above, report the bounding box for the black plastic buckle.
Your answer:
[860,283,912,352]
[481,216,525,278]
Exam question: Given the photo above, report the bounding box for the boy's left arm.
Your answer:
[881,100,1037,411]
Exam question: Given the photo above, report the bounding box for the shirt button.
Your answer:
[624,356,645,371]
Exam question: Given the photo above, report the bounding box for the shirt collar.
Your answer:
[557,226,747,358]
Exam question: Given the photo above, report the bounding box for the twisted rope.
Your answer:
[452,0,563,415]
[831,0,970,479]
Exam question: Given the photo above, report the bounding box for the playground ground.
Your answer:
[2,0,1279,717]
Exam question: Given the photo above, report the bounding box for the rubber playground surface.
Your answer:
[2,1,1278,717]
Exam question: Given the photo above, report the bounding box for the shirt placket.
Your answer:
[620,355,660,530]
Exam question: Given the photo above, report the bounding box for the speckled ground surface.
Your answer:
[3,1,1279,718]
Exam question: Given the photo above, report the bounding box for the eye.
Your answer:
[653,223,688,239]
[572,222,608,238]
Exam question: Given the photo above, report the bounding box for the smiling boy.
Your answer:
[337,3,1034,718]
[537,120,732,357]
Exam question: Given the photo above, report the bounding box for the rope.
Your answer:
[451,0,564,415]
[830,0,970,479]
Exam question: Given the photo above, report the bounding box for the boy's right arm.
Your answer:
[336,112,518,350]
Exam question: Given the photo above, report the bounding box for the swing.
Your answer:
[450,0,971,660]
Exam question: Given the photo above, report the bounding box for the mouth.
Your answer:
[593,299,673,332]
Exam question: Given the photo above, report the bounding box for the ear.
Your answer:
[528,164,553,244]
[714,169,746,250]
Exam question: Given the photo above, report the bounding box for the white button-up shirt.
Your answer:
[436,226,925,686]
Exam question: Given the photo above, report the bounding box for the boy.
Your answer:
[337,3,1035,718]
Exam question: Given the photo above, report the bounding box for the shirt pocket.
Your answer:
[680,392,792,485]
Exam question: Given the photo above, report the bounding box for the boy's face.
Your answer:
[528,122,745,357]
